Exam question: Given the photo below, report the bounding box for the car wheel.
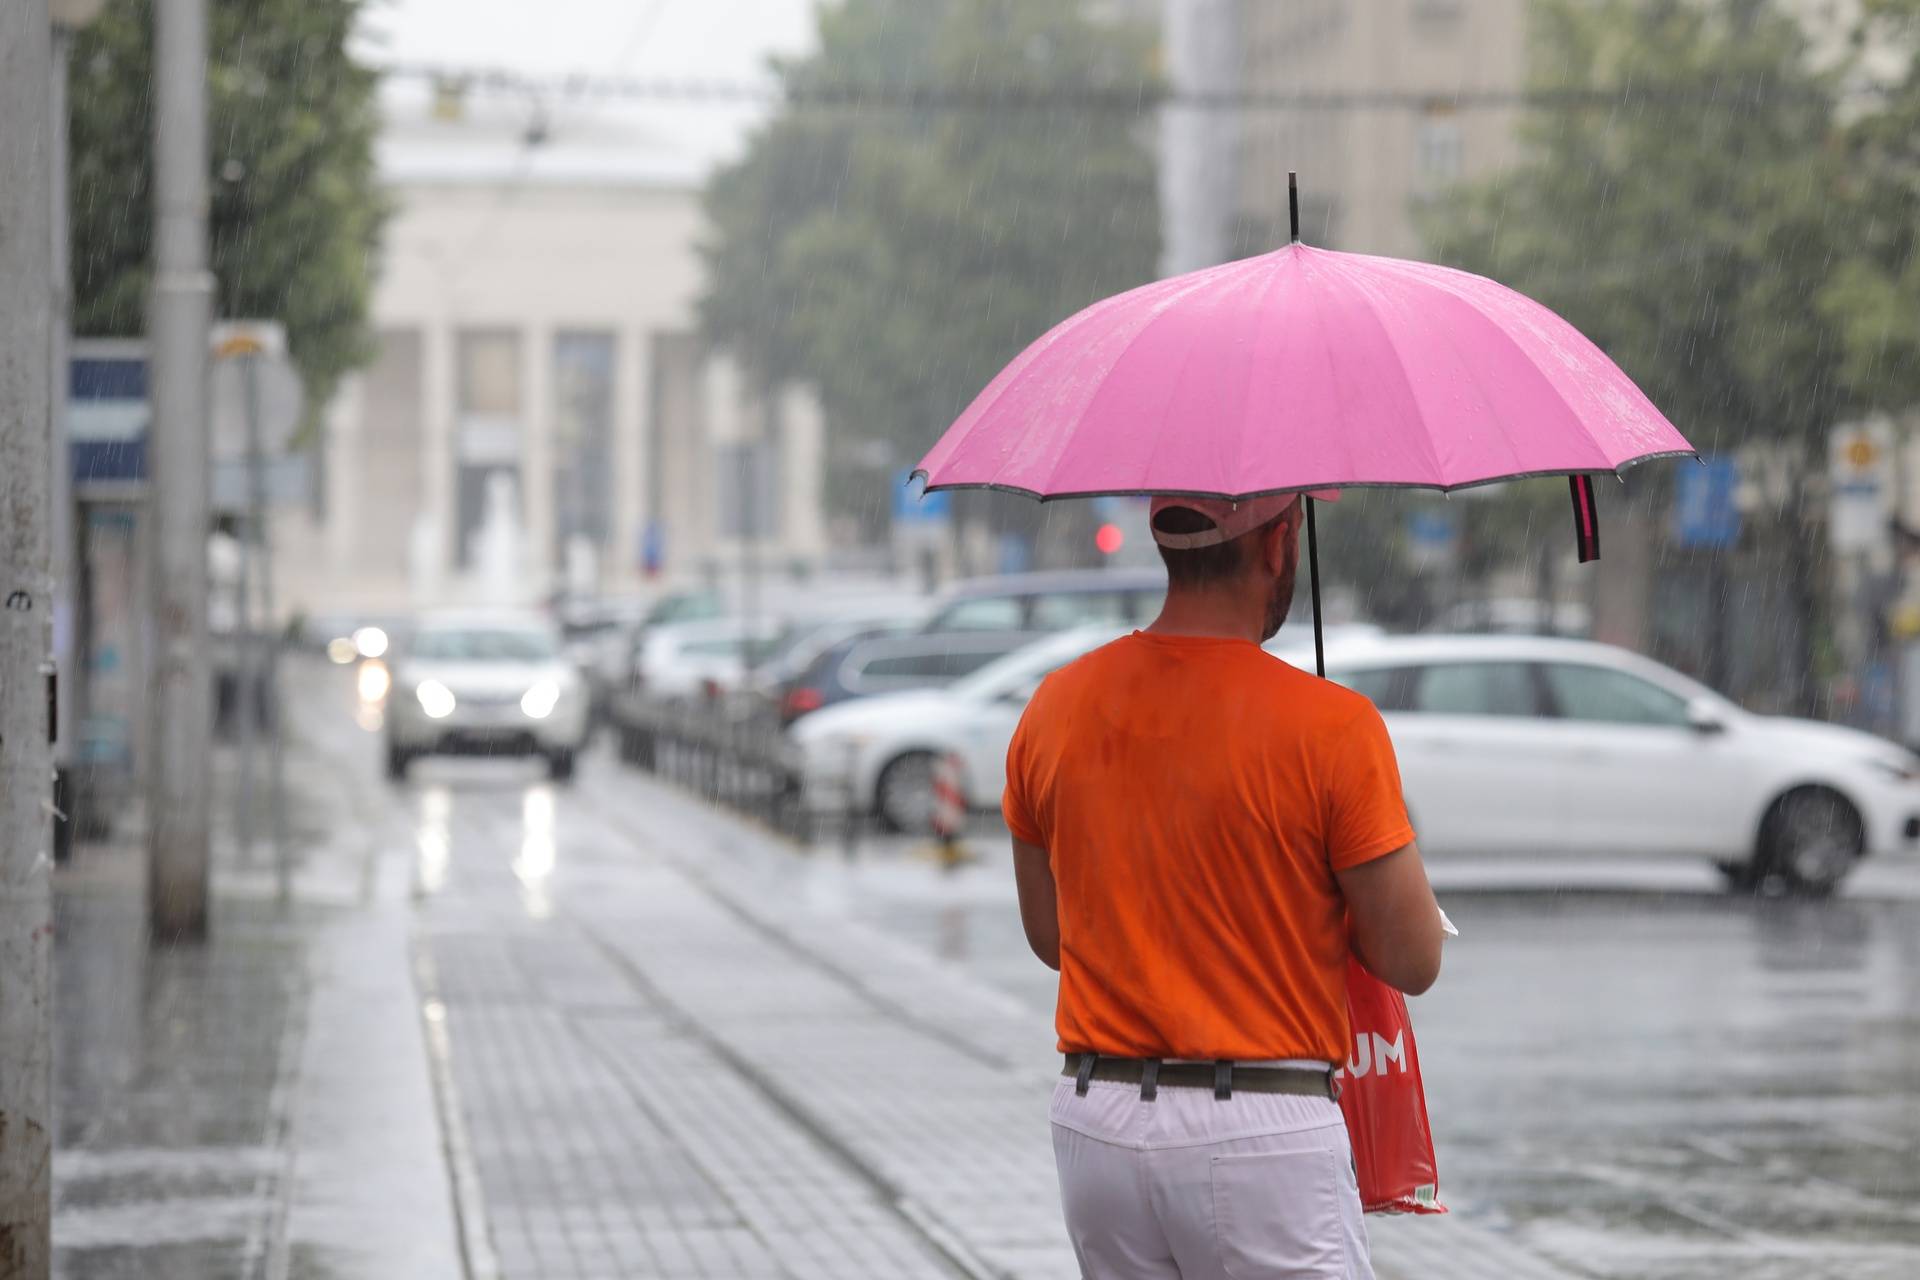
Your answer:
[1751,787,1864,897]
[547,748,577,783]
[875,751,940,834]
[385,743,412,782]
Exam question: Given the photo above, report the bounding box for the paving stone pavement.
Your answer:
[415,787,973,1280]
[412,746,1590,1280]
[50,662,461,1280]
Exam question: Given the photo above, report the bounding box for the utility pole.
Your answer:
[149,0,215,941]
[1,0,57,1270]
[1159,0,1241,276]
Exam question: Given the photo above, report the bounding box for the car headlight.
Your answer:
[520,681,562,720]
[416,679,457,719]
[357,659,391,704]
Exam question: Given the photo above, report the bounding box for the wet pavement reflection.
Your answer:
[828,846,1920,1278]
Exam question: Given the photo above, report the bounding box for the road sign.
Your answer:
[1671,457,1742,550]
[210,322,302,463]
[1406,507,1458,570]
[894,472,952,523]
[1829,421,1895,556]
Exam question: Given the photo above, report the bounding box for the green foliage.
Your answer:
[699,0,1162,459]
[68,0,385,431]
[1819,0,1920,407]
[1420,0,1854,460]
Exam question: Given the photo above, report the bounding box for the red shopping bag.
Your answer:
[1338,958,1446,1214]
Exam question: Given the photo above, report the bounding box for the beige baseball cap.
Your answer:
[1148,491,1340,549]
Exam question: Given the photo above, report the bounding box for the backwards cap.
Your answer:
[1148,490,1340,549]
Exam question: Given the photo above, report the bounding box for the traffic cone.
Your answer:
[930,752,971,872]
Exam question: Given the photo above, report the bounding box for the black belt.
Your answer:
[1062,1053,1339,1101]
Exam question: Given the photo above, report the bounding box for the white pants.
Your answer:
[1050,1077,1375,1280]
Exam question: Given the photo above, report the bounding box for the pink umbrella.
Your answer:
[914,175,1694,671]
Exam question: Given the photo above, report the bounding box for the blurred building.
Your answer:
[1234,0,1528,259]
[272,80,827,618]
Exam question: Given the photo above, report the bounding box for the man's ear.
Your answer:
[1260,508,1298,575]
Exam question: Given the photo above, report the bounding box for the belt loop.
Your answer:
[1075,1053,1096,1096]
[1214,1060,1232,1101]
[1325,1066,1341,1102]
[1140,1058,1160,1102]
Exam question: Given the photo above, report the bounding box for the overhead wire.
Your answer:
[369,61,1872,114]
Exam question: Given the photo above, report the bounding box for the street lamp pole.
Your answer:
[0,2,57,1269]
[148,0,216,940]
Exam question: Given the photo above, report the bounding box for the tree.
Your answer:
[1416,0,1860,704]
[1820,0,1920,409]
[699,0,1161,552]
[1423,0,1853,461]
[68,0,385,431]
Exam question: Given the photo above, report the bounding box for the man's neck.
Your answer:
[1144,586,1265,644]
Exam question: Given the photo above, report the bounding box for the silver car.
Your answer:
[384,613,590,782]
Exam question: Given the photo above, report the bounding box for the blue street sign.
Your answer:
[894,472,952,523]
[1672,457,1742,550]
[68,347,150,487]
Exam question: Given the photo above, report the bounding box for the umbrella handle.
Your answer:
[1307,496,1325,678]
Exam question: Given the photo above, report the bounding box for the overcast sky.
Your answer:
[355,0,823,175]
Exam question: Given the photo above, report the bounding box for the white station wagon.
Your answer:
[1322,634,1920,894]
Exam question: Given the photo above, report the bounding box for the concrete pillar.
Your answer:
[614,327,647,588]
[420,321,454,591]
[521,322,553,592]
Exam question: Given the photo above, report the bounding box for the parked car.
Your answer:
[583,590,728,714]
[748,606,931,698]
[384,613,590,782]
[1429,597,1592,637]
[924,568,1167,633]
[1319,634,1920,894]
[625,617,789,704]
[791,627,1125,831]
[779,629,1037,726]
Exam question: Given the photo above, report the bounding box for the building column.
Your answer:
[781,383,827,563]
[522,322,554,597]
[614,326,647,589]
[323,371,363,580]
[421,320,454,599]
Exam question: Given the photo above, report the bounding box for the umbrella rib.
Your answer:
[1414,268,1622,476]
[1315,252,1449,486]
[1030,265,1249,496]
[1224,249,1303,497]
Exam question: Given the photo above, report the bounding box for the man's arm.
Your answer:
[1335,842,1444,995]
[1011,838,1060,971]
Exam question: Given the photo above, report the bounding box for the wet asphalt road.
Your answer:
[826,839,1920,1279]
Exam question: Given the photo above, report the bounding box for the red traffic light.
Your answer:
[1095,522,1124,555]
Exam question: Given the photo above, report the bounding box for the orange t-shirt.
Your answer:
[1002,631,1413,1064]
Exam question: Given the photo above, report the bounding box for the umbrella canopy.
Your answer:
[914,241,1693,506]
[913,177,1694,673]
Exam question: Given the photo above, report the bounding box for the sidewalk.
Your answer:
[50,672,462,1280]
[415,742,1587,1280]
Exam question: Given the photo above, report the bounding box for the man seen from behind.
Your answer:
[1004,493,1445,1279]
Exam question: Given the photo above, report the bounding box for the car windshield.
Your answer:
[411,628,557,662]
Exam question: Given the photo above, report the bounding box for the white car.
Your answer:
[791,627,1125,832]
[628,617,788,703]
[385,613,590,782]
[1320,634,1920,894]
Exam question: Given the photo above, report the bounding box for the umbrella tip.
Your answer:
[1288,171,1300,244]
